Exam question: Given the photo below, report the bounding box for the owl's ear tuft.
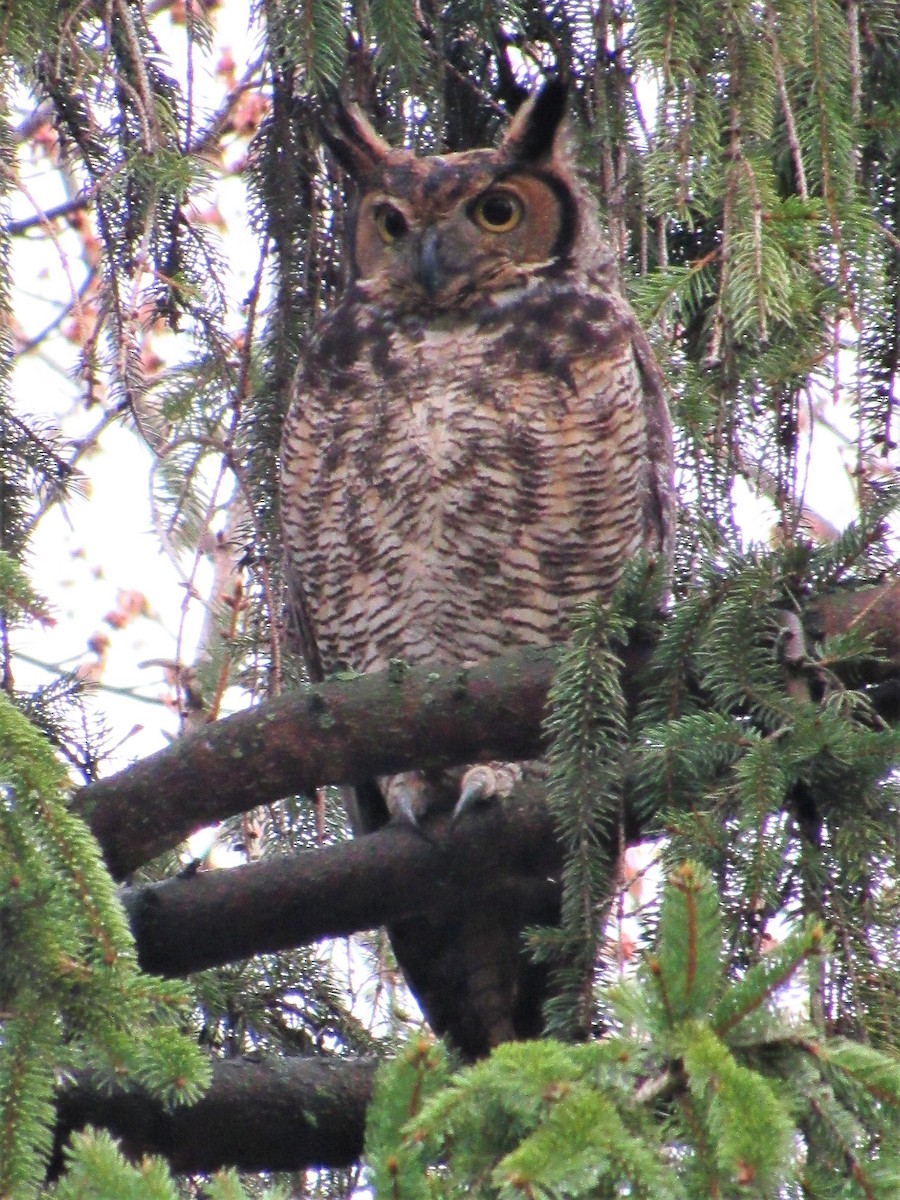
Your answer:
[501,78,569,164]
[320,97,394,179]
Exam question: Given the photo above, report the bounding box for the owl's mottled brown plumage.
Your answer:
[280,81,674,1056]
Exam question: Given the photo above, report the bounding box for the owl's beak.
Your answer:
[416,228,448,298]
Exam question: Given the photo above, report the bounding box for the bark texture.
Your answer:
[53,1058,374,1175]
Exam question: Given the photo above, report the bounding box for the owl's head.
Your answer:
[323,80,596,312]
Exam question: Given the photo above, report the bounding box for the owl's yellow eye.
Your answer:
[374,204,408,244]
[471,190,523,233]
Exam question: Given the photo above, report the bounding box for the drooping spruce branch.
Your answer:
[0,695,210,1196]
[538,596,632,1040]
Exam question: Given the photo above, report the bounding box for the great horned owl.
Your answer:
[280,80,674,1055]
[281,80,674,815]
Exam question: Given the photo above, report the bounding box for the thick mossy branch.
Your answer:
[75,582,900,881]
[75,646,566,878]
[124,782,560,977]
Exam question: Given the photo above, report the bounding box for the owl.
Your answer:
[280,80,674,1055]
[281,79,674,821]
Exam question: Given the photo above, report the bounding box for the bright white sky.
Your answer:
[10,5,261,771]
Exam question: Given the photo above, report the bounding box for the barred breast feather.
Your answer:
[281,277,671,682]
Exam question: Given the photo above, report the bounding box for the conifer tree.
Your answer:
[1,0,900,1196]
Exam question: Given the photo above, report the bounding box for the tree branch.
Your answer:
[76,646,564,878]
[54,581,900,1175]
[806,579,900,679]
[125,784,560,976]
[75,581,900,881]
[53,1057,374,1175]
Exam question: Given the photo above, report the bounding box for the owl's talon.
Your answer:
[452,771,492,823]
[382,771,425,828]
[394,798,419,827]
[452,763,522,823]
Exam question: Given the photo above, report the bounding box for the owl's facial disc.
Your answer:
[354,172,571,308]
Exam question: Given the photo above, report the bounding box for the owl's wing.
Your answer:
[628,311,677,574]
[282,555,324,682]
[280,365,325,685]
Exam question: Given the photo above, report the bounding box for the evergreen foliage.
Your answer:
[46,1129,283,1200]
[537,561,667,1040]
[631,524,900,1048]
[366,865,900,1198]
[0,0,899,1193]
[538,598,630,1040]
[0,695,210,1196]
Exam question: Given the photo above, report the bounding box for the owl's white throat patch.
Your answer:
[483,277,546,310]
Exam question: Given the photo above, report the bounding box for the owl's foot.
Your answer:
[381,771,427,828]
[452,762,523,823]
